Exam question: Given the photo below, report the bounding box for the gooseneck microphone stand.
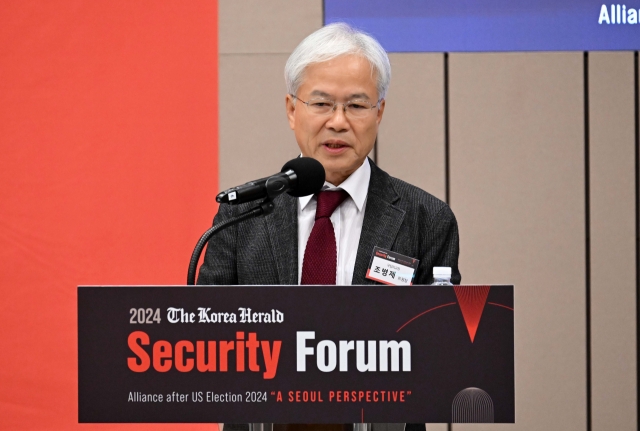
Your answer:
[188,157,325,286]
[188,199,278,431]
[186,198,274,285]
[186,173,296,285]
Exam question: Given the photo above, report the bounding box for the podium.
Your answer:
[78,285,514,423]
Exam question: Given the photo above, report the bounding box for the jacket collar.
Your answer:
[264,158,405,285]
[264,192,299,284]
[351,158,405,285]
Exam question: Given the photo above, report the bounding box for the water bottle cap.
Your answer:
[433,266,452,277]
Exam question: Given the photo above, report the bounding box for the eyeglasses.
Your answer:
[291,95,380,119]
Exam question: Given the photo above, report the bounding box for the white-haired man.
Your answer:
[198,23,460,431]
[199,22,460,286]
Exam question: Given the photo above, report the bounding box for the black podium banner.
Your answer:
[78,285,514,423]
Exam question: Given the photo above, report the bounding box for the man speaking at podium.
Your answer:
[198,22,460,288]
[197,22,461,431]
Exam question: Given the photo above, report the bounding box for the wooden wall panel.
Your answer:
[219,0,323,54]
[448,53,587,431]
[377,53,446,201]
[218,0,322,190]
[219,54,299,190]
[589,51,637,431]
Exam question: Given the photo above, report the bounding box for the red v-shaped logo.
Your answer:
[454,285,490,343]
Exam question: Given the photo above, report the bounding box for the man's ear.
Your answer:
[285,94,296,130]
[376,99,385,125]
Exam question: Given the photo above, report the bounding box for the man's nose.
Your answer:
[326,104,349,130]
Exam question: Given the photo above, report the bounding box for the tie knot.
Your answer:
[315,190,349,219]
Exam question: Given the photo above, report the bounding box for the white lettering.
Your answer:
[296,332,412,373]
[239,307,251,323]
[167,307,181,323]
[339,340,354,371]
[356,340,377,372]
[617,4,622,23]
[599,4,611,24]
[316,340,337,372]
[297,331,315,371]
[379,340,412,372]
[198,308,211,322]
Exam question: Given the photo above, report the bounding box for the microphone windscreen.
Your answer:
[281,157,325,197]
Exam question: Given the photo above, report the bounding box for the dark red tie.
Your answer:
[301,190,349,285]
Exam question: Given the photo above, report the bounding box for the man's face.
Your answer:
[285,55,385,185]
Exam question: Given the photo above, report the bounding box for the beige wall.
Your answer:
[218,1,638,429]
[378,53,446,201]
[218,0,323,190]
[589,52,637,431]
[449,52,588,431]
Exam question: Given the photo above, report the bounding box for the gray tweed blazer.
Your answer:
[197,159,461,286]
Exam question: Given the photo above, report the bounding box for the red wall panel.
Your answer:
[0,1,218,429]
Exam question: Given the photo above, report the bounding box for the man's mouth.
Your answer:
[322,140,349,151]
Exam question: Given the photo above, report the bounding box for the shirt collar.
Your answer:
[299,158,371,211]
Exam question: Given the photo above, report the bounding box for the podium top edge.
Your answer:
[77,284,515,288]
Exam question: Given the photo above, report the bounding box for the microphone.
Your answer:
[216,157,325,205]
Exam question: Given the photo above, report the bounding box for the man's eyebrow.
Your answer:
[309,90,372,100]
[348,92,371,100]
[310,90,332,98]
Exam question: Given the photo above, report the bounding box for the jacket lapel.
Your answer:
[351,160,406,285]
[264,193,299,285]
[263,160,404,286]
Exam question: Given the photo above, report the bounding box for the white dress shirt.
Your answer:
[297,158,371,285]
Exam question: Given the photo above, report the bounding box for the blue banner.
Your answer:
[324,0,640,52]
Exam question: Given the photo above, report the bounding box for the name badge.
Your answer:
[365,246,419,286]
